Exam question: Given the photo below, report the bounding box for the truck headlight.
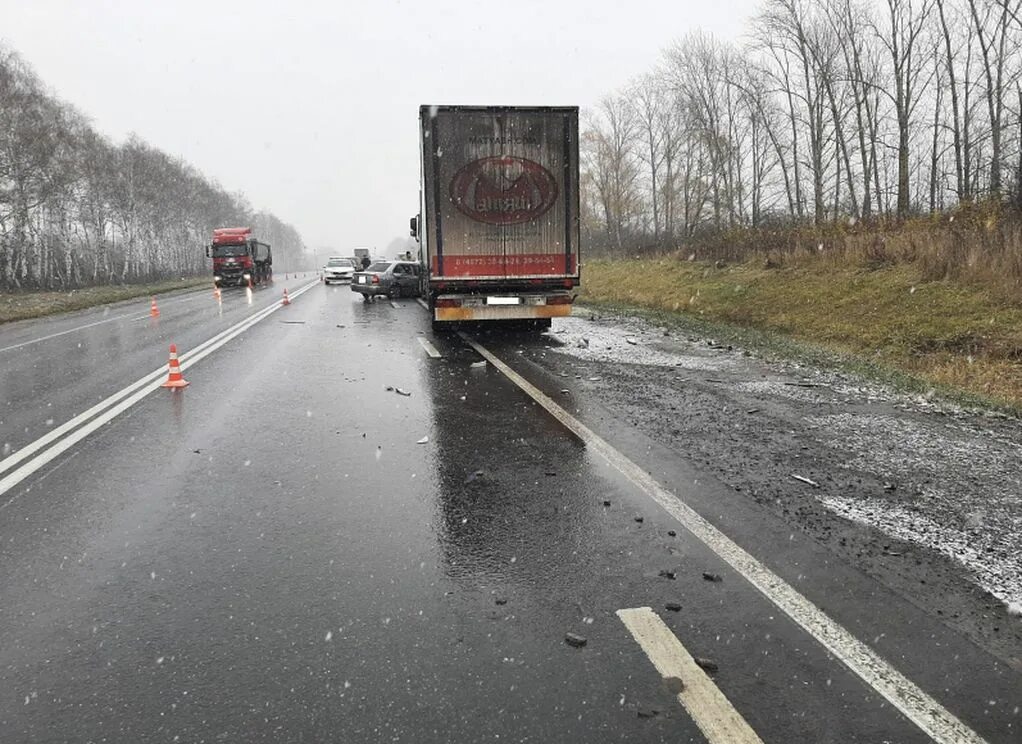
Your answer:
[213,275,221,281]
[243,273,251,280]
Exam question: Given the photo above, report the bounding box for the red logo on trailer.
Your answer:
[449,156,558,225]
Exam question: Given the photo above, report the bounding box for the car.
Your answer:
[351,261,421,301]
[323,257,356,284]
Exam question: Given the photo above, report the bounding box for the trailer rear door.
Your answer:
[422,106,579,282]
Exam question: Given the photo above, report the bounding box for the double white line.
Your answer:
[0,280,319,501]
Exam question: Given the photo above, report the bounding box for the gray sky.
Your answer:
[1,0,758,251]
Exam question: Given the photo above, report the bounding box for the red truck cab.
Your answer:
[208,228,273,288]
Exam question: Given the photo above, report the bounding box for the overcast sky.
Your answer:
[1,0,758,253]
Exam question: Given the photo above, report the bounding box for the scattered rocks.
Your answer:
[694,657,719,674]
[564,633,587,648]
[702,572,723,583]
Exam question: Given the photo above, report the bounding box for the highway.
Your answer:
[1,280,1019,743]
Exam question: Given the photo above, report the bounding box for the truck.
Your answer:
[412,105,580,330]
[207,228,273,288]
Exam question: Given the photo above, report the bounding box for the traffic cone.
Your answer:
[213,285,222,302]
[282,288,291,306]
[150,296,160,318]
[161,344,189,389]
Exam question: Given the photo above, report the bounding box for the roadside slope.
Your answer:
[581,259,1022,408]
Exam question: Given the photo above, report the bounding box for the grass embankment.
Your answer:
[0,277,210,324]
[582,258,1022,408]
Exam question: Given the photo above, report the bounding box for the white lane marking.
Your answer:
[0,290,209,353]
[416,336,441,359]
[0,313,139,353]
[459,332,988,744]
[416,297,429,310]
[0,280,319,498]
[617,607,763,744]
[0,284,316,477]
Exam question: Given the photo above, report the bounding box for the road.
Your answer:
[0,280,1019,743]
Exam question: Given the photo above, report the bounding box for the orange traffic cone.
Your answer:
[213,285,222,302]
[282,288,291,306]
[161,344,189,389]
[150,296,160,318]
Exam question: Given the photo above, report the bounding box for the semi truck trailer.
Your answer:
[413,105,580,330]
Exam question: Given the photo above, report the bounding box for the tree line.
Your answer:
[0,45,308,290]
[581,0,1022,251]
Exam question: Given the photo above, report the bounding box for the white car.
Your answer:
[323,257,356,284]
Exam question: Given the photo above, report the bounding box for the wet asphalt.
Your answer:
[0,282,1018,743]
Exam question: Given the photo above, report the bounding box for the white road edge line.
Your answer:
[0,289,211,353]
[1,286,301,477]
[458,332,988,744]
[0,280,319,497]
[617,607,763,743]
[416,336,441,359]
[416,297,429,310]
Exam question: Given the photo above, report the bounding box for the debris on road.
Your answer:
[470,361,486,369]
[636,706,661,718]
[603,499,612,507]
[634,515,644,523]
[791,474,820,488]
[746,408,761,414]
[495,597,507,606]
[665,602,682,612]
[658,569,677,580]
[784,381,823,388]
[416,436,429,445]
[564,633,587,648]
[279,320,305,324]
[702,572,723,583]
[625,337,638,345]
[464,470,485,484]
[667,530,677,537]
[694,657,719,674]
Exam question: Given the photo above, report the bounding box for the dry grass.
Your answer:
[652,204,1022,302]
[582,258,1022,407]
[0,277,210,324]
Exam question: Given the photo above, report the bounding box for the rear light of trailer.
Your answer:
[435,298,460,308]
[372,275,379,284]
[546,294,573,305]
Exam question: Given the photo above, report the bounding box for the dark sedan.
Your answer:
[351,261,421,301]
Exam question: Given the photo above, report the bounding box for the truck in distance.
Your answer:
[207,227,273,288]
[413,105,580,330]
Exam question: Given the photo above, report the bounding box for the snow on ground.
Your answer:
[549,316,737,372]
[809,412,1022,607]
